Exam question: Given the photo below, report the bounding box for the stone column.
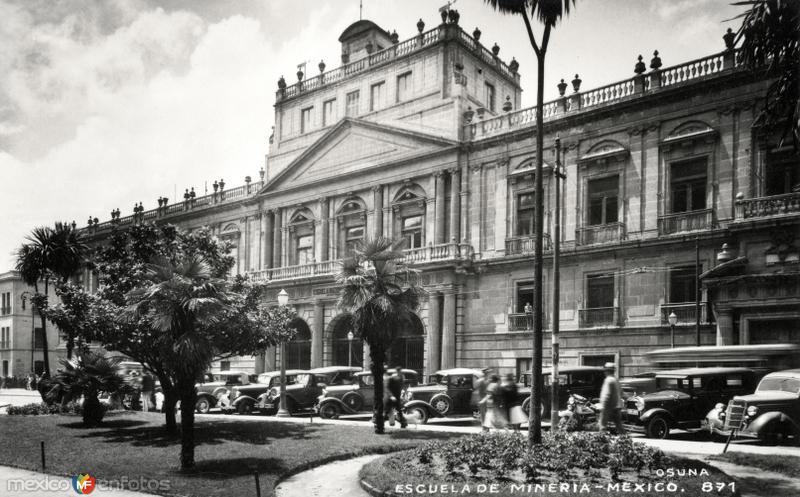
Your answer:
[441,291,457,369]
[272,208,282,268]
[243,216,250,272]
[449,168,461,243]
[715,307,735,346]
[312,300,324,368]
[372,185,383,238]
[427,292,442,374]
[434,171,447,244]
[319,198,330,262]
[263,211,274,270]
[237,228,244,275]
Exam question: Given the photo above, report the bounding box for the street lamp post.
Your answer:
[347,331,354,368]
[551,136,566,427]
[668,311,678,348]
[276,289,291,418]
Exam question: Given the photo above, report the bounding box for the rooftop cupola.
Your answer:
[338,19,394,63]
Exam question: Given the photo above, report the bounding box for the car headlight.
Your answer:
[231,390,240,400]
[714,403,725,411]
[404,391,413,401]
[567,396,575,406]
[746,405,758,417]
[634,396,645,412]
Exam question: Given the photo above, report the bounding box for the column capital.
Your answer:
[448,167,461,176]
[434,170,447,179]
[371,184,383,193]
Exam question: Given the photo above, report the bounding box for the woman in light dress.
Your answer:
[482,374,508,430]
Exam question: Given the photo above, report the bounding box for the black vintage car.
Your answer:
[315,369,419,419]
[195,372,258,414]
[623,367,757,439]
[257,366,361,415]
[706,368,800,444]
[402,368,483,423]
[518,366,607,419]
[229,369,308,415]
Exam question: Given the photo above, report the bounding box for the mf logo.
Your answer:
[72,473,96,494]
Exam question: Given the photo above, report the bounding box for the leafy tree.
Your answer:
[482,0,576,446]
[733,0,800,151]
[337,238,423,434]
[46,350,126,427]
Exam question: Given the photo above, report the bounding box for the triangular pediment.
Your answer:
[261,119,456,192]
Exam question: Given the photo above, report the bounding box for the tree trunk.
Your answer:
[370,347,385,434]
[39,282,51,378]
[66,334,74,360]
[179,384,197,470]
[163,388,178,435]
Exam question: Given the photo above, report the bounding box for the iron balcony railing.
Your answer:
[579,307,619,328]
[505,234,552,256]
[660,302,709,325]
[576,222,625,246]
[657,208,713,235]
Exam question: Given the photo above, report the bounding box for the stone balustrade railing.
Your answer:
[466,49,740,141]
[505,234,553,255]
[735,192,800,219]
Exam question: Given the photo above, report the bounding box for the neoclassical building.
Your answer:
[82,13,799,378]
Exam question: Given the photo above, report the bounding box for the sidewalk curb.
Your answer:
[360,476,396,497]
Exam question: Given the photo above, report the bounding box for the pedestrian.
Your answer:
[482,374,507,431]
[26,373,32,390]
[474,367,491,431]
[140,372,155,412]
[599,362,625,434]
[502,373,526,430]
[154,388,164,412]
[384,366,407,428]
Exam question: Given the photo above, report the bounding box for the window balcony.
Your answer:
[576,222,625,246]
[0,306,10,315]
[660,302,709,325]
[657,208,713,235]
[735,192,800,220]
[505,234,552,256]
[579,307,619,328]
[508,313,530,331]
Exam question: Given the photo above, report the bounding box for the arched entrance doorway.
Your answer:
[284,318,311,370]
[388,314,424,376]
[330,314,363,368]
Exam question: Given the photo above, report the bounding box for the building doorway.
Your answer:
[331,314,363,368]
[284,318,311,370]
[388,314,424,376]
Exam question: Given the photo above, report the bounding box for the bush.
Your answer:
[6,402,84,416]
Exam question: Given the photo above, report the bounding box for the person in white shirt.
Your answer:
[599,362,625,434]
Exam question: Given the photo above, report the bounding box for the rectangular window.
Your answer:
[670,158,707,213]
[300,106,313,134]
[516,192,535,236]
[322,99,336,127]
[220,361,231,372]
[516,358,531,384]
[34,327,45,349]
[516,280,535,313]
[296,235,313,265]
[587,176,619,225]
[669,266,696,303]
[2,360,8,377]
[370,81,385,111]
[34,361,44,375]
[765,149,798,196]
[581,354,616,368]
[396,72,412,102]
[586,274,614,309]
[345,226,364,255]
[484,82,496,112]
[401,215,423,249]
[1,292,9,315]
[345,90,360,117]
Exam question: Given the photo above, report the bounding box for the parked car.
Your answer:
[623,367,757,439]
[402,368,483,423]
[195,371,256,414]
[257,366,361,415]
[705,368,800,444]
[518,366,607,419]
[229,370,308,415]
[620,372,658,399]
[315,369,419,419]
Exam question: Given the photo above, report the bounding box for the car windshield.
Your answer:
[268,375,299,387]
[318,371,355,385]
[757,376,800,394]
[656,377,698,391]
[214,374,242,384]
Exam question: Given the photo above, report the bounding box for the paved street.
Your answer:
[0,389,43,414]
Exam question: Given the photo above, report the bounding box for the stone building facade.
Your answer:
[82,15,799,378]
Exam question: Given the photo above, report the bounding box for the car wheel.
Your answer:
[342,392,363,412]
[408,406,429,424]
[319,402,341,420]
[236,400,254,415]
[522,398,530,416]
[430,394,452,416]
[195,397,211,415]
[646,415,670,439]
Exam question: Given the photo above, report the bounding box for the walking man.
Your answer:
[385,367,407,428]
[141,372,155,412]
[599,362,625,434]
[474,368,491,431]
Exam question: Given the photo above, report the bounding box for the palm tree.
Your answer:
[483,0,576,445]
[733,0,799,151]
[123,255,231,470]
[50,222,88,358]
[337,238,423,434]
[46,350,126,426]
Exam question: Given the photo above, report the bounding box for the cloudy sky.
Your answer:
[0,0,742,272]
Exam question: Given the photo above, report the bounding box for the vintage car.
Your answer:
[315,369,419,419]
[518,366,607,419]
[623,367,757,439]
[402,368,483,423]
[195,371,257,414]
[705,368,800,444]
[257,366,361,415]
[229,370,308,415]
[620,372,658,399]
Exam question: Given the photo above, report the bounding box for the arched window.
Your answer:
[288,209,315,265]
[392,185,426,249]
[336,198,366,257]
[330,314,362,367]
[285,318,311,370]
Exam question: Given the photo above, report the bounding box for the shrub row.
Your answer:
[6,402,83,416]
[414,431,665,482]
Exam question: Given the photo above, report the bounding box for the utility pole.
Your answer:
[550,137,565,427]
[695,236,701,346]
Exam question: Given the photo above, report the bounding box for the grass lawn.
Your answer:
[709,452,800,479]
[0,411,459,497]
